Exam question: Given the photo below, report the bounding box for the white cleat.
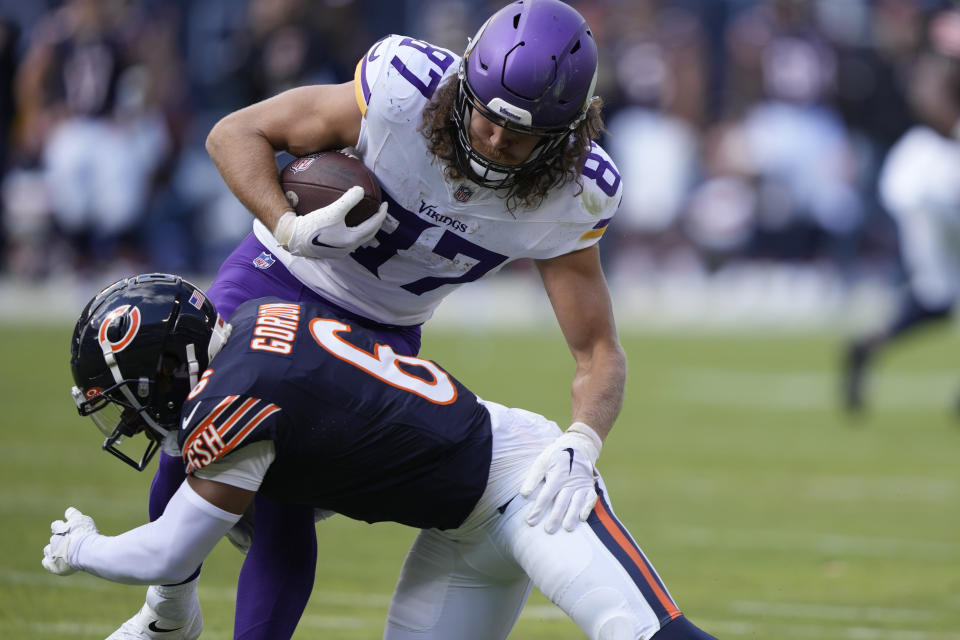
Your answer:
[106,600,202,640]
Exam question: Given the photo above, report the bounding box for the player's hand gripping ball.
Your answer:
[274,152,387,259]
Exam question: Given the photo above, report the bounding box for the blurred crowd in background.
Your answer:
[0,0,958,299]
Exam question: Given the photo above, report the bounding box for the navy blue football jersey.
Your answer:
[177,297,492,530]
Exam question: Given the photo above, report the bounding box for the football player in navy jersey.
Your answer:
[129,2,628,639]
[44,273,716,640]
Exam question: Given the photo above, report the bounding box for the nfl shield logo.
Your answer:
[253,252,276,270]
[454,184,474,202]
[289,156,316,174]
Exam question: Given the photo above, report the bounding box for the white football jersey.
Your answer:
[879,125,960,307]
[253,34,622,326]
[879,125,960,224]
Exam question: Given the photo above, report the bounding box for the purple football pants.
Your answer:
[149,233,421,640]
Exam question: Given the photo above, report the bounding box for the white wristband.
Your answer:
[272,211,297,247]
[567,421,603,458]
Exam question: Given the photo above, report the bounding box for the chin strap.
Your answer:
[207,315,233,363]
[161,429,181,457]
[165,317,232,459]
[185,343,200,389]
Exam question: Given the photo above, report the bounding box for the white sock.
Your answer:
[146,578,199,620]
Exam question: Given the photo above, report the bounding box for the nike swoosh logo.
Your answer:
[311,237,337,247]
[181,402,201,430]
[564,447,575,473]
[148,621,183,633]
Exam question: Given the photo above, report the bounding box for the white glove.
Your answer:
[519,422,602,534]
[42,507,98,575]
[273,185,388,259]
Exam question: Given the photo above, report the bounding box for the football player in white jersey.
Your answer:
[45,273,717,640]
[844,9,960,413]
[120,2,628,639]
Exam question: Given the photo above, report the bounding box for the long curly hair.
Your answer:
[419,77,606,211]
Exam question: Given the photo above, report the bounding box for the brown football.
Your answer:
[280,152,382,227]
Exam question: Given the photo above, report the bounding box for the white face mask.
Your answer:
[469,157,510,183]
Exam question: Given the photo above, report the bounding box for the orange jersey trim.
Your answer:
[215,404,281,460]
[181,395,281,472]
[181,395,238,454]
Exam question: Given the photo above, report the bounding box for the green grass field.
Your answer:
[1,323,958,639]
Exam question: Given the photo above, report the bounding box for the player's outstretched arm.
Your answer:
[536,245,626,440]
[42,477,253,585]
[205,82,363,235]
[521,246,626,532]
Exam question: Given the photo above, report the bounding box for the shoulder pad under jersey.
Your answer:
[567,142,623,250]
[354,34,459,124]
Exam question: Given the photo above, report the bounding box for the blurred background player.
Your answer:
[45,272,716,640]
[843,7,960,413]
[123,1,627,639]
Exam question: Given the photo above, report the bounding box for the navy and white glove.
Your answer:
[520,422,602,534]
[273,185,388,259]
[42,507,98,575]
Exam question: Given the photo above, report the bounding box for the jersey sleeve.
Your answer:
[179,394,283,475]
[353,35,393,118]
[570,144,623,251]
[192,440,276,492]
[354,34,458,125]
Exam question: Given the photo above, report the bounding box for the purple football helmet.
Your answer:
[452,0,599,189]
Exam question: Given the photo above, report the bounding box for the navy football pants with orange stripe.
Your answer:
[383,401,717,640]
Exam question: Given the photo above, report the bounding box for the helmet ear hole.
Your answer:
[158,353,182,385]
[160,351,182,372]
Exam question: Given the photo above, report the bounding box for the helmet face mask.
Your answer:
[452,77,573,189]
[70,273,223,471]
[71,381,162,470]
[452,0,599,190]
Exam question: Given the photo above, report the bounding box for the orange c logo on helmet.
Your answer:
[98,305,142,353]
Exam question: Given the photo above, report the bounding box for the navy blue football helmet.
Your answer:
[69,273,228,470]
